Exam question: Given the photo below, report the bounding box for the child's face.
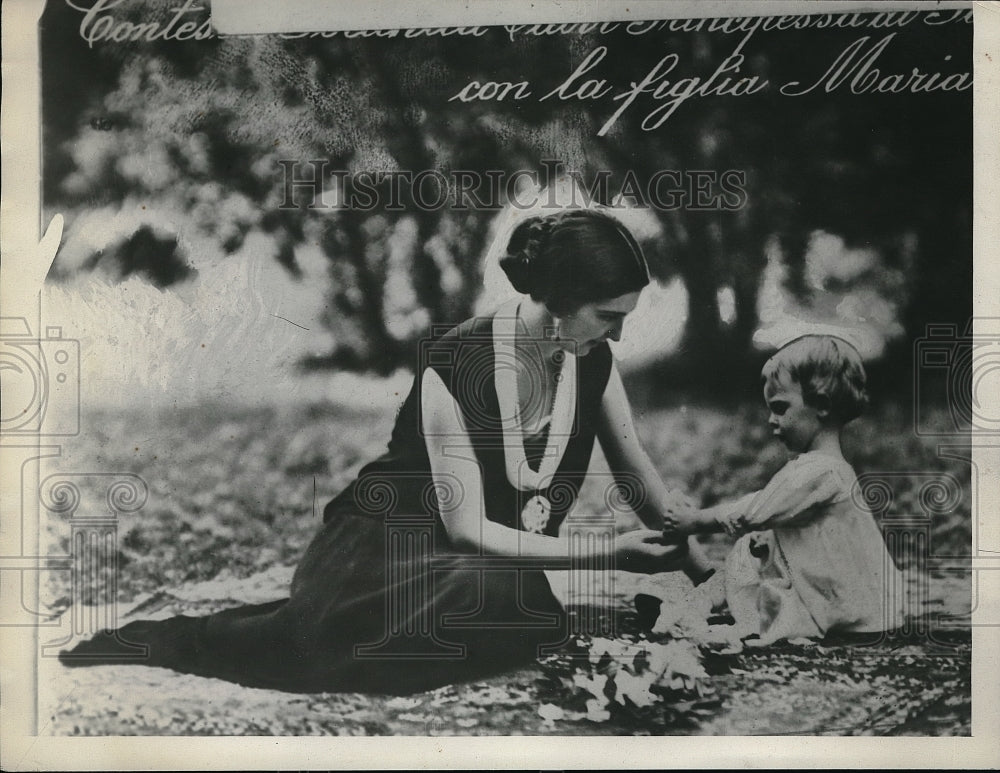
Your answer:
[763,374,823,453]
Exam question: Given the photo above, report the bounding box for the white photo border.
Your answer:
[1,0,997,768]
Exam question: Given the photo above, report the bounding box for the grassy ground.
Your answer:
[37,393,972,735]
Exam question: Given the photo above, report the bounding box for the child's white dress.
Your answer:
[715,451,904,645]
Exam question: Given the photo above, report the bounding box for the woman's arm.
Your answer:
[595,362,717,580]
[595,363,694,530]
[421,368,682,572]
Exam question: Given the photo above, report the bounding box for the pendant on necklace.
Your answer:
[521,493,551,533]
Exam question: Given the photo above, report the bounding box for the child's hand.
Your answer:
[661,489,697,535]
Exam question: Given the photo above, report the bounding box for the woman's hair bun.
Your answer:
[496,208,649,314]
[498,252,534,295]
[499,216,550,297]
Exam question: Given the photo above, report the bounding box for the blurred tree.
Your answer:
[528,23,972,389]
[41,3,971,382]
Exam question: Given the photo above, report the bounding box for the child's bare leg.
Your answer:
[681,537,717,586]
[681,542,728,614]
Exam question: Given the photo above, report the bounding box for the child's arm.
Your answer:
[663,492,759,536]
[666,455,848,538]
[673,455,848,539]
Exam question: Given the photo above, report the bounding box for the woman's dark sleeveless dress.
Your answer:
[61,310,614,694]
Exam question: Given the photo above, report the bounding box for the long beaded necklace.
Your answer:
[494,299,577,533]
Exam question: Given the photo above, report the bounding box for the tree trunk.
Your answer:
[321,211,401,374]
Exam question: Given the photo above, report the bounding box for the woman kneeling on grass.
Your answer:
[62,207,715,694]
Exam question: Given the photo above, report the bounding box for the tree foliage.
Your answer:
[42,3,972,380]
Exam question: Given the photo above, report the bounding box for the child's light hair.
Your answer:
[762,335,869,423]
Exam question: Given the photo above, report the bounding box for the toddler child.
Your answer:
[662,335,904,645]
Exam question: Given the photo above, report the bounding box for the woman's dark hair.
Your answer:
[498,209,651,315]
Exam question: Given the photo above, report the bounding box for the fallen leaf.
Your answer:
[572,672,608,701]
[385,696,421,710]
[613,670,660,708]
[584,698,611,723]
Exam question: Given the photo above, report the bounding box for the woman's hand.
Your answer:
[661,488,697,521]
[662,509,702,536]
[613,529,689,573]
